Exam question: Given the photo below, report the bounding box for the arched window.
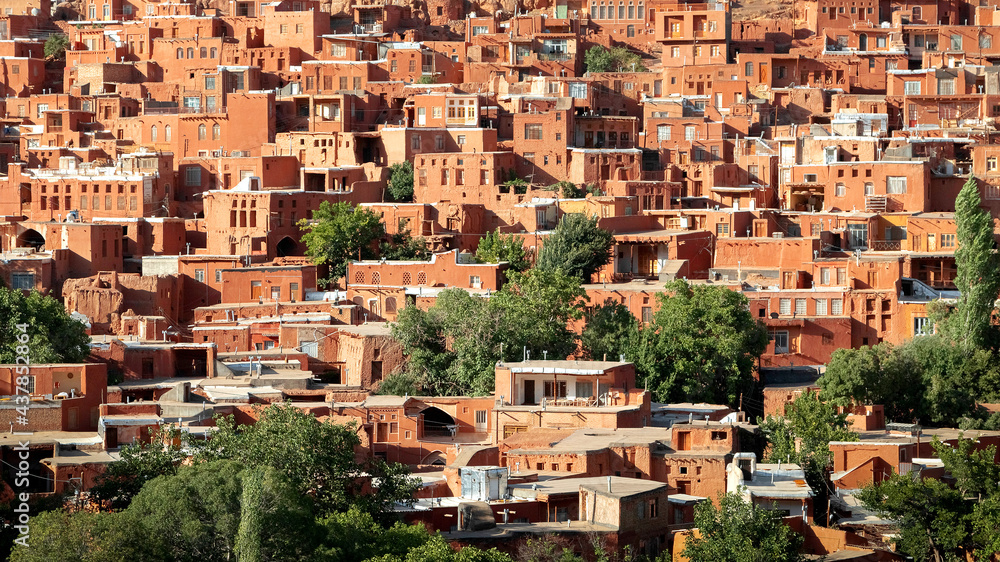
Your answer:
[200,47,207,58]
[213,123,220,139]
[198,124,206,140]
[150,125,157,141]
[187,47,194,58]
[176,48,183,58]
[372,272,381,285]
[164,125,171,141]
[210,47,217,58]
[416,271,426,285]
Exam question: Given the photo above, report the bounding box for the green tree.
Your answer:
[476,230,531,272]
[192,403,420,518]
[818,336,999,426]
[858,438,1000,562]
[300,201,386,287]
[758,392,858,489]
[630,280,769,406]
[44,34,69,59]
[584,45,614,73]
[536,213,613,282]
[583,45,647,73]
[387,161,415,202]
[388,270,586,396]
[954,175,1000,350]
[0,287,89,364]
[682,493,803,562]
[580,298,637,361]
[547,181,585,199]
[8,510,127,562]
[380,230,430,261]
[90,425,186,511]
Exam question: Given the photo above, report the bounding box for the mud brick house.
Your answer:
[492,360,652,443]
[0,363,107,432]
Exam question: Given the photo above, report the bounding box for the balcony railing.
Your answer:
[871,240,902,251]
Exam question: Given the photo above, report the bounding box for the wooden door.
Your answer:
[523,380,535,405]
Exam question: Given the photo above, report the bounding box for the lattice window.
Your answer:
[372,272,381,285]
[355,271,364,284]
[417,271,427,285]
[402,272,412,284]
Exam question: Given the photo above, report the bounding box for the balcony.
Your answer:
[536,52,572,62]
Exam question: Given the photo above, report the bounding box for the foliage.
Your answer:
[0,287,89,364]
[818,336,1000,426]
[416,74,437,84]
[758,392,858,489]
[580,298,638,361]
[191,403,420,519]
[583,45,647,73]
[682,492,804,562]
[300,201,386,286]
[7,510,128,562]
[387,161,415,202]
[389,269,586,396]
[858,438,1000,562]
[89,425,186,511]
[954,175,1000,350]
[44,34,69,59]
[379,230,431,261]
[516,536,586,562]
[365,533,513,562]
[475,230,531,272]
[535,213,614,282]
[548,181,585,199]
[629,280,769,406]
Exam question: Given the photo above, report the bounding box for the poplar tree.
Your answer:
[954,175,1000,350]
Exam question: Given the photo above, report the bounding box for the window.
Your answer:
[164,125,171,141]
[684,125,696,140]
[331,43,347,57]
[10,272,34,290]
[435,135,444,150]
[745,61,753,76]
[835,183,846,197]
[779,298,791,315]
[951,34,962,51]
[296,24,304,33]
[524,123,543,140]
[213,123,221,140]
[198,124,206,140]
[150,125,158,142]
[472,25,488,36]
[469,275,481,287]
[831,299,843,315]
[657,124,670,141]
[185,166,202,186]
[887,176,907,194]
[981,34,992,49]
[772,331,789,354]
[569,83,587,98]
[938,79,956,95]
[990,157,998,171]
[543,381,567,398]
[815,298,827,315]
[941,233,956,248]
[671,46,680,58]
[715,223,729,236]
[795,299,807,315]
[195,269,205,282]
[411,135,421,151]
[914,317,931,336]
[904,81,921,95]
